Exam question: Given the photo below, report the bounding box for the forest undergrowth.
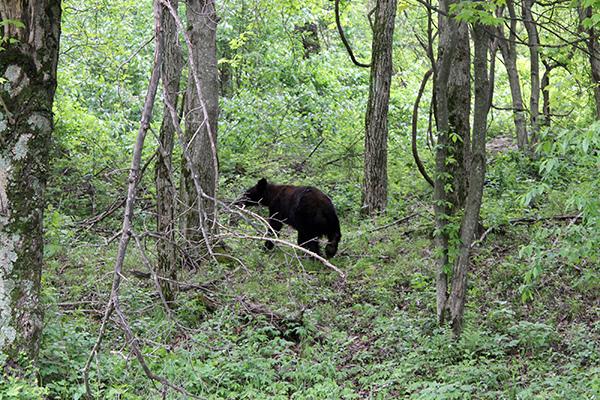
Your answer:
[32,146,600,399]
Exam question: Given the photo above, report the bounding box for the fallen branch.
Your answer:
[368,213,420,232]
[227,233,345,279]
[509,214,583,225]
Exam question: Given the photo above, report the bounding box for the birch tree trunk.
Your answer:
[156,0,182,301]
[362,0,397,215]
[182,0,219,247]
[0,0,61,369]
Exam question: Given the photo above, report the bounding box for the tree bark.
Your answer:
[541,59,551,127]
[183,0,219,246]
[522,0,540,142]
[447,21,471,210]
[433,0,458,325]
[156,0,183,301]
[0,0,61,370]
[449,22,491,337]
[497,1,529,149]
[579,6,600,120]
[362,0,397,215]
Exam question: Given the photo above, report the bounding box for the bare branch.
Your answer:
[334,0,370,68]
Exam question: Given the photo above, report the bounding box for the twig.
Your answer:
[74,152,157,229]
[230,234,345,278]
[470,226,494,249]
[368,213,420,232]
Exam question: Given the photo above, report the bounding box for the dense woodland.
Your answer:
[1,0,599,398]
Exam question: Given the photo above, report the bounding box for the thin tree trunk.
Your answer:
[434,0,458,325]
[412,69,435,187]
[497,1,529,149]
[83,7,164,393]
[183,0,219,246]
[447,21,471,209]
[362,0,397,215]
[522,0,540,143]
[156,0,183,301]
[449,22,491,337]
[488,39,498,111]
[0,0,61,370]
[541,59,551,127]
[579,6,600,120]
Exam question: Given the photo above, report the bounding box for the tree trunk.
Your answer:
[498,1,529,149]
[362,0,397,215]
[449,22,491,337]
[0,0,61,370]
[579,6,600,120]
[541,59,551,127]
[522,0,540,143]
[447,21,471,210]
[183,0,219,247]
[433,0,458,325]
[156,0,183,301]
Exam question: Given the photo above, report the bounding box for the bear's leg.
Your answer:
[298,231,321,256]
[325,230,341,258]
[265,217,283,250]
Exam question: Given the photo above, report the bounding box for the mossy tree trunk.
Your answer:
[182,0,219,249]
[156,0,183,302]
[433,0,458,325]
[0,0,61,370]
[362,0,397,215]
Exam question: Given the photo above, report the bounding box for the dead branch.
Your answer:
[368,213,420,233]
[113,302,204,399]
[509,214,583,225]
[83,7,163,397]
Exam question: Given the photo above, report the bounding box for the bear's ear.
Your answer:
[257,178,267,189]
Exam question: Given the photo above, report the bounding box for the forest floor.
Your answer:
[39,201,599,399]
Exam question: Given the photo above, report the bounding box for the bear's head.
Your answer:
[238,178,268,206]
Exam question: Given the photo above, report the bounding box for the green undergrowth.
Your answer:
[32,190,600,398]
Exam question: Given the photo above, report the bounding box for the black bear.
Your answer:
[238,178,341,258]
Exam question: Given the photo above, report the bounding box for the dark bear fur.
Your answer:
[239,178,341,258]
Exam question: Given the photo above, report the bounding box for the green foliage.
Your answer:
[451,1,505,26]
[516,124,600,302]
[0,19,24,54]
[34,0,600,398]
[0,377,47,400]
